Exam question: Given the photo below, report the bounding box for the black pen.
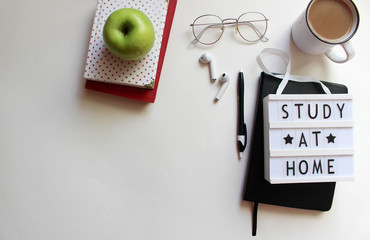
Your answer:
[237,69,247,159]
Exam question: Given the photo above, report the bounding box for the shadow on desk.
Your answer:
[78,83,151,113]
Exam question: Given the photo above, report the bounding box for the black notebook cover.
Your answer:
[243,72,348,234]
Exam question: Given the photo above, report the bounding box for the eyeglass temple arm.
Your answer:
[191,20,268,43]
[238,21,269,42]
[190,23,223,45]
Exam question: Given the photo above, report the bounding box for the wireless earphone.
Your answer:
[215,72,230,100]
[199,53,217,81]
[198,53,229,100]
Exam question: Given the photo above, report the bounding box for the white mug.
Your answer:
[292,0,359,63]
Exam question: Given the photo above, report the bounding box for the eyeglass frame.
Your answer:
[190,12,269,45]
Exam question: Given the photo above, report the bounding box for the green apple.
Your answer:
[103,8,155,61]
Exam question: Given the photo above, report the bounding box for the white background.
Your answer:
[1,0,370,239]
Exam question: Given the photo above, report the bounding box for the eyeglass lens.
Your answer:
[192,15,223,45]
[237,12,267,42]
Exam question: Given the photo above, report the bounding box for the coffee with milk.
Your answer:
[308,0,354,42]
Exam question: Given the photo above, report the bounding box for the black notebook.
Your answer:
[243,72,348,236]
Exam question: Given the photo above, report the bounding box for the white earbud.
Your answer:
[199,53,217,81]
[215,72,230,100]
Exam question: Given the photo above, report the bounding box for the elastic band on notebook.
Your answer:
[252,202,259,236]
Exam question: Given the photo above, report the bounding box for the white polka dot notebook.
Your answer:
[84,0,168,89]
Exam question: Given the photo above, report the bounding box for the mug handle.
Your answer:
[324,41,355,63]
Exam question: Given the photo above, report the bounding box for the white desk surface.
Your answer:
[1,0,369,239]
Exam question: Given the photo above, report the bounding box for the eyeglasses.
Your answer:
[190,12,269,45]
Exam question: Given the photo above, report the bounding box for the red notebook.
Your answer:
[85,0,177,103]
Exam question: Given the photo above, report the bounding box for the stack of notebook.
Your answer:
[84,0,177,103]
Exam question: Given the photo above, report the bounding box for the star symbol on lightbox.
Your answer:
[284,134,294,144]
[326,133,336,143]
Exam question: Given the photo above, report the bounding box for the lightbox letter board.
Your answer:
[263,94,354,184]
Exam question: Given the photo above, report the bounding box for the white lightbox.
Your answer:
[263,94,354,184]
